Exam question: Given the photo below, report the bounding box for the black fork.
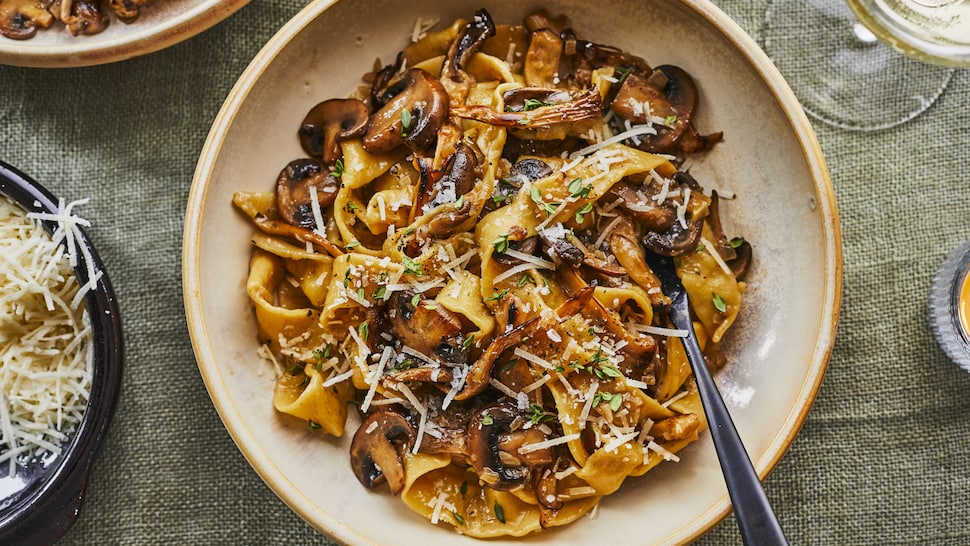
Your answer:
[645,253,788,546]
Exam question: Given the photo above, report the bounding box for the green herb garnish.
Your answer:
[484,288,508,302]
[494,501,506,524]
[492,232,511,254]
[400,108,413,136]
[712,293,727,313]
[402,256,423,276]
[574,202,594,224]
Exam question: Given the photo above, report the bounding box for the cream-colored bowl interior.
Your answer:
[184,0,841,543]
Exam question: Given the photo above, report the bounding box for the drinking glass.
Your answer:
[764,0,970,131]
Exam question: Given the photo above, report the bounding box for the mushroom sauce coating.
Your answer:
[233,8,749,538]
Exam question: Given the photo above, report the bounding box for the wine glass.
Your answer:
[764,0,970,131]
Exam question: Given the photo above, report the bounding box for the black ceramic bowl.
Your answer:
[0,161,123,545]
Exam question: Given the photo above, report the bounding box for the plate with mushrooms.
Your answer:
[0,0,249,67]
[184,0,840,544]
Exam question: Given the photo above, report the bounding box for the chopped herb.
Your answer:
[664,114,678,126]
[522,98,551,111]
[729,237,746,249]
[345,241,360,249]
[287,363,303,376]
[528,404,553,425]
[309,420,321,430]
[410,293,421,307]
[312,349,325,361]
[492,232,511,254]
[346,202,359,213]
[493,501,506,524]
[517,273,535,287]
[462,334,475,349]
[322,344,332,359]
[712,293,727,313]
[357,287,365,301]
[517,117,530,125]
[574,202,594,224]
[567,177,591,199]
[610,393,623,411]
[482,414,495,426]
[492,192,509,205]
[424,302,437,310]
[402,256,423,276]
[454,195,465,209]
[374,285,387,299]
[332,158,344,178]
[529,185,559,216]
[357,321,369,340]
[554,365,565,373]
[460,481,468,496]
[501,359,517,372]
[484,288,509,302]
[452,512,465,525]
[400,108,413,136]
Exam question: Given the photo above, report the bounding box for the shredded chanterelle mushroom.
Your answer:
[0,0,155,40]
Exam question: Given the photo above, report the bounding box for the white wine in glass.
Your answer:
[764,0,969,131]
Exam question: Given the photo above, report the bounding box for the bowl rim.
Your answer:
[0,161,124,544]
[0,0,251,68]
[183,0,842,543]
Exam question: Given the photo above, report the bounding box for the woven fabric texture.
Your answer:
[1,0,968,544]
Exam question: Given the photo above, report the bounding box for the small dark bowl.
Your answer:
[0,162,123,545]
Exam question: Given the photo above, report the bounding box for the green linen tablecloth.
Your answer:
[2,1,968,544]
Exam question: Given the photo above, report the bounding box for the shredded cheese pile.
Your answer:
[0,196,94,476]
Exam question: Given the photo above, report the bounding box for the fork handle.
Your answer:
[669,295,789,546]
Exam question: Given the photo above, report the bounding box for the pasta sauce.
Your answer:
[235,8,750,537]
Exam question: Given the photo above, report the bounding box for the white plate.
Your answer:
[0,0,248,67]
[184,0,841,543]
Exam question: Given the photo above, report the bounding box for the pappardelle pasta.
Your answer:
[233,8,752,538]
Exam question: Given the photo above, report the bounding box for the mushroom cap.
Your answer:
[467,403,549,491]
[363,68,450,155]
[349,411,415,495]
[610,65,698,153]
[0,0,54,39]
[298,98,369,165]
[275,158,339,230]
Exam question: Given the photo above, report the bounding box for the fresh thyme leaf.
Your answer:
[484,289,508,302]
[452,512,465,525]
[492,232,511,254]
[345,241,360,249]
[609,393,623,411]
[357,321,369,340]
[400,108,413,136]
[482,414,494,426]
[309,420,321,430]
[712,293,727,313]
[410,293,421,307]
[729,237,745,249]
[374,285,387,299]
[574,202,594,224]
[332,158,344,177]
[493,501,506,524]
[402,256,423,276]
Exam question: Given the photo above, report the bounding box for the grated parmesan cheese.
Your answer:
[0,197,94,475]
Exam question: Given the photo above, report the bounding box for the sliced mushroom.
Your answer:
[705,191,752,280]
[451,88,602,129]
[298,98,369,165]
[604,179,677,233]
[58,0,109,36]
[457,286,595,400]
[389,291,466,363]
[253,215,343,258]
[413,142,479,218]
[383,365,454,390]
[607,215,669,308]
[467,403,553,491]
[108,0,150,22]
[369,51,405,109]
[534,467,563,510]
[441,8,496,86]
[0,0,54,39]
[276,158,339,230]
[349,411,415,495]
[363,68,450,155]
[641,172,706,257]
[727,238,753,280]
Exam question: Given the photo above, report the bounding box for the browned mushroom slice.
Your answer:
[704,191,752,280]
[727,238,753,280]
[466,403,553,491]
[389,291,466,363]
[413,142,479,218]
[253,215,343,258]
[383,366,454,394]
[650,413,701,442]
[641,172,705,257]
[607,215,669,308]
[564,30,653,88]
[363,68,450,155]
[107,0,150,22]
[0,0,54,39]
[369,51,405,109]
[275,158,339,230]
[58,0,109,36]
[350,411,415,495]
[523,9,569,34]
[605,179,677,233]
[441,8,496,86]
[298,98,369,165]
[534,466,563,510]
[457,286,595,401]
[451,88,602,129]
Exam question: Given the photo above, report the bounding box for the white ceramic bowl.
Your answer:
[0,0,249,67]
[184,0,841,544]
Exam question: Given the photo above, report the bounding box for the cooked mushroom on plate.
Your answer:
[232,7,750,538]
[0,0,155,40]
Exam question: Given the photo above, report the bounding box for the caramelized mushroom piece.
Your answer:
[363,68,450,155]
[108,0,150,22]
[275,158,339,230]
[0,0,54,39]
[610,65,721,154]
[466,403,553,491]
[413,142,479,217]
[298,98,369,165]
[389,291,466,363]
[58,0,109,36]
[349,411,415,495]
[451,88,602,129]
[369,51,405,109]
[607,215,669,308]
[441,8,496,86]
[605,179,677,233]
[641,172,706,257]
